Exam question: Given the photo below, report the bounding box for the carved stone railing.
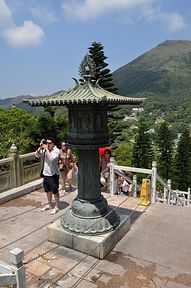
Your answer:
[110,161,190,206]
[0,157,14,191]
[0,144,42,193]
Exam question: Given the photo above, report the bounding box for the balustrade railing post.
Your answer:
[110,159,115,196]
[9,144,22,187]
[9,144,18,188]
[167,179,171,204]
[163,188,167,203]
[187,188,190,207]
[151,161,157,204]
[133,174,137,198]
[10,248,26,288]
[17,154,22,187]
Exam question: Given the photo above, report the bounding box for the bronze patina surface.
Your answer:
[24,58,144,235]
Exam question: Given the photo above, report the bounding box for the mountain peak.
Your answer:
[158,39,191,47]
[113,39,191,97]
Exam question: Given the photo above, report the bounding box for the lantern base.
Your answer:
[47,213,130,259]
[61,207,119,235]
[60,196,120,235]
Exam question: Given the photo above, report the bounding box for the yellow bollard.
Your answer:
[138,179,151,206]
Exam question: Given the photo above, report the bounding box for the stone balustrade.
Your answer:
[0,144,42,193]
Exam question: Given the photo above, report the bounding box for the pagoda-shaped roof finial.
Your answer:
[79,53,96,80]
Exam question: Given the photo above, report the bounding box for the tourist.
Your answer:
[35,137,60,214]
[120,177,128,195]
[59,142,75,193]
[126,171,134,196]
[100,149,111,179]
[100,149,117,193]
[156,187,162,201]
[120,176,133,196]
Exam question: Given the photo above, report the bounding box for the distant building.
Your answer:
[174,133,182,146]
[155,117,164,124]
[131,107,144,117]
[130,125,138,131]
[147,128,155,134]
[132,107,144,113]
[123,115,137,121]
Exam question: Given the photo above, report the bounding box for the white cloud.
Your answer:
[0,0,45,47]
[30,2,57,24]
[160,13,185,33]
[62,0,185,33]
[0,0,14,33]
[141,5,185,32]
[141,5,160,21]
[3,20,45,47]
[62,0,149,21]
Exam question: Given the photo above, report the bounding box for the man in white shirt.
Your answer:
[36,137,60,214]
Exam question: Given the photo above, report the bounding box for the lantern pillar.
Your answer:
[61,103,120,234]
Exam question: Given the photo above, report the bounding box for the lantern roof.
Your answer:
[23,79,144,107]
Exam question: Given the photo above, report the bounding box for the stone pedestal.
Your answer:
[48,213,130,259]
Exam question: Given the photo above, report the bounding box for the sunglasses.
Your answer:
[47,141,52,144]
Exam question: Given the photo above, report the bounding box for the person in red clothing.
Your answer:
[99,146,112,156]
[100,149,111,179]
[100,149,115,193]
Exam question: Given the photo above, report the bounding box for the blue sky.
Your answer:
[1,0,191,99]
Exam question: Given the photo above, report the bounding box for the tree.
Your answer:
[88,41,126,148]
[107,106,127,145]
[54,114,68,145]
[156,122,174,180]
[88,41,118,93]
[28,112,68,149]
[113,142,133,166]
[0,107,37,157]
[44,107,57,118]
[174,128,191,190]
[0,105,69,159]
[132,117,154,169]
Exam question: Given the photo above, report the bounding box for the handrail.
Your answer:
[156,174,184,206]
[114,168,141,193]
[0,157,12,165]
[110,163,154,198]
[109,162,188,206]
[19,152,36,159]
[112,165,152,175]
[0,150,41,192]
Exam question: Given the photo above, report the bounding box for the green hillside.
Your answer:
[0,95,44,114]
[113,40,191,96]
[113,40,191,125]
[1,40,191,130]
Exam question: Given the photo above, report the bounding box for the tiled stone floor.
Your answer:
[0,188,191,287]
